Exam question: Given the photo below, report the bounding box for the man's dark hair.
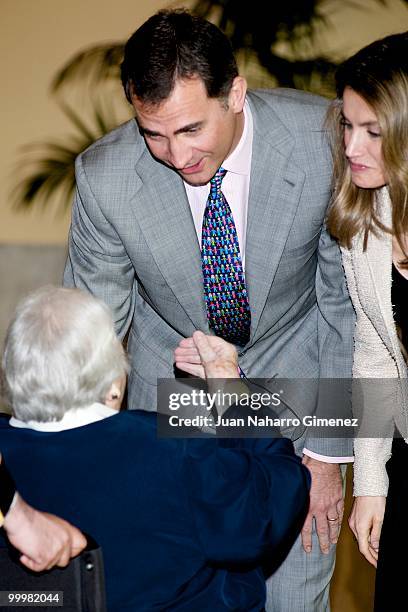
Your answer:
[121,9,239,105]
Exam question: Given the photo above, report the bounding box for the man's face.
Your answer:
[132,76,246,185]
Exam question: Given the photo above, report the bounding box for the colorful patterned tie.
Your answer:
[201,167,251,346]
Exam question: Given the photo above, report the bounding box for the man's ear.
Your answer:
[228,76,247,113]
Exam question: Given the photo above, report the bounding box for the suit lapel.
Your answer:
[363,188,397,355]
[246,93,306,340]
[130,150,209,331]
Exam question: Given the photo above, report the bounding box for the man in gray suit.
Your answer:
[64,9,354,611]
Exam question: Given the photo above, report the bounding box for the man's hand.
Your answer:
[348,495,386,568]
[3,494,86,571]
[301,456,344,554]
[175,332,238,379]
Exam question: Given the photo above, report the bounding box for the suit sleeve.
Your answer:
[341,247,394,497]
[183,437,310,568]
[63,155,136,338]
[304,222,356,457]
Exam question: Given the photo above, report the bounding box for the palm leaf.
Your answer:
[51,43,124,94]
[13,104,120,212]
[192,0,400,91]
[13,140,83,212]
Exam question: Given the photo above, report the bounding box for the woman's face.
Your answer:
[341,86,386,189]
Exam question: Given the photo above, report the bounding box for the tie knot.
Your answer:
[210,167,227,195]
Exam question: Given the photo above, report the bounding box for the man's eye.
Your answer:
[145,133,163,141]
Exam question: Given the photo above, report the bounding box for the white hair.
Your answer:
[2,286,129,422]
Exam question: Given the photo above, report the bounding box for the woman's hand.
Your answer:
[349,495,386,567]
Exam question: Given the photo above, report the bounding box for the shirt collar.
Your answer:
[222,99,253,177]
[9,402,117,432]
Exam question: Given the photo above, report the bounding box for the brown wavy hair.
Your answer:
[326,32,408,263]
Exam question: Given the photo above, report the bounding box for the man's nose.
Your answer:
[168,139,192,169]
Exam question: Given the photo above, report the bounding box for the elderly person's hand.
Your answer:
[3,493,86,572]
[175,332,238,379]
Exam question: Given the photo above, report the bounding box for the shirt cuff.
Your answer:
[303,448,354,463]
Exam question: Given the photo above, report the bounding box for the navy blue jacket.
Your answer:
[0,411,309,611]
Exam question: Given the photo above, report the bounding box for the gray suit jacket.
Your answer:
[64,88,355,456]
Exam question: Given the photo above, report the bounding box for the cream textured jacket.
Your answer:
[341,187,408,497]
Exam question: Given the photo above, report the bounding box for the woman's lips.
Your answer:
[349,161,370,172]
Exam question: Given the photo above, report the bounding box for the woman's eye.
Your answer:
[340,119,352,130]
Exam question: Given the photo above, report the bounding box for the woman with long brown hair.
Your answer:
[326,32,408,609]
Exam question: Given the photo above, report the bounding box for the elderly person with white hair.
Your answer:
[0,286,309,612]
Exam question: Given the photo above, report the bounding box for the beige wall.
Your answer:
[1,0,408,245]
